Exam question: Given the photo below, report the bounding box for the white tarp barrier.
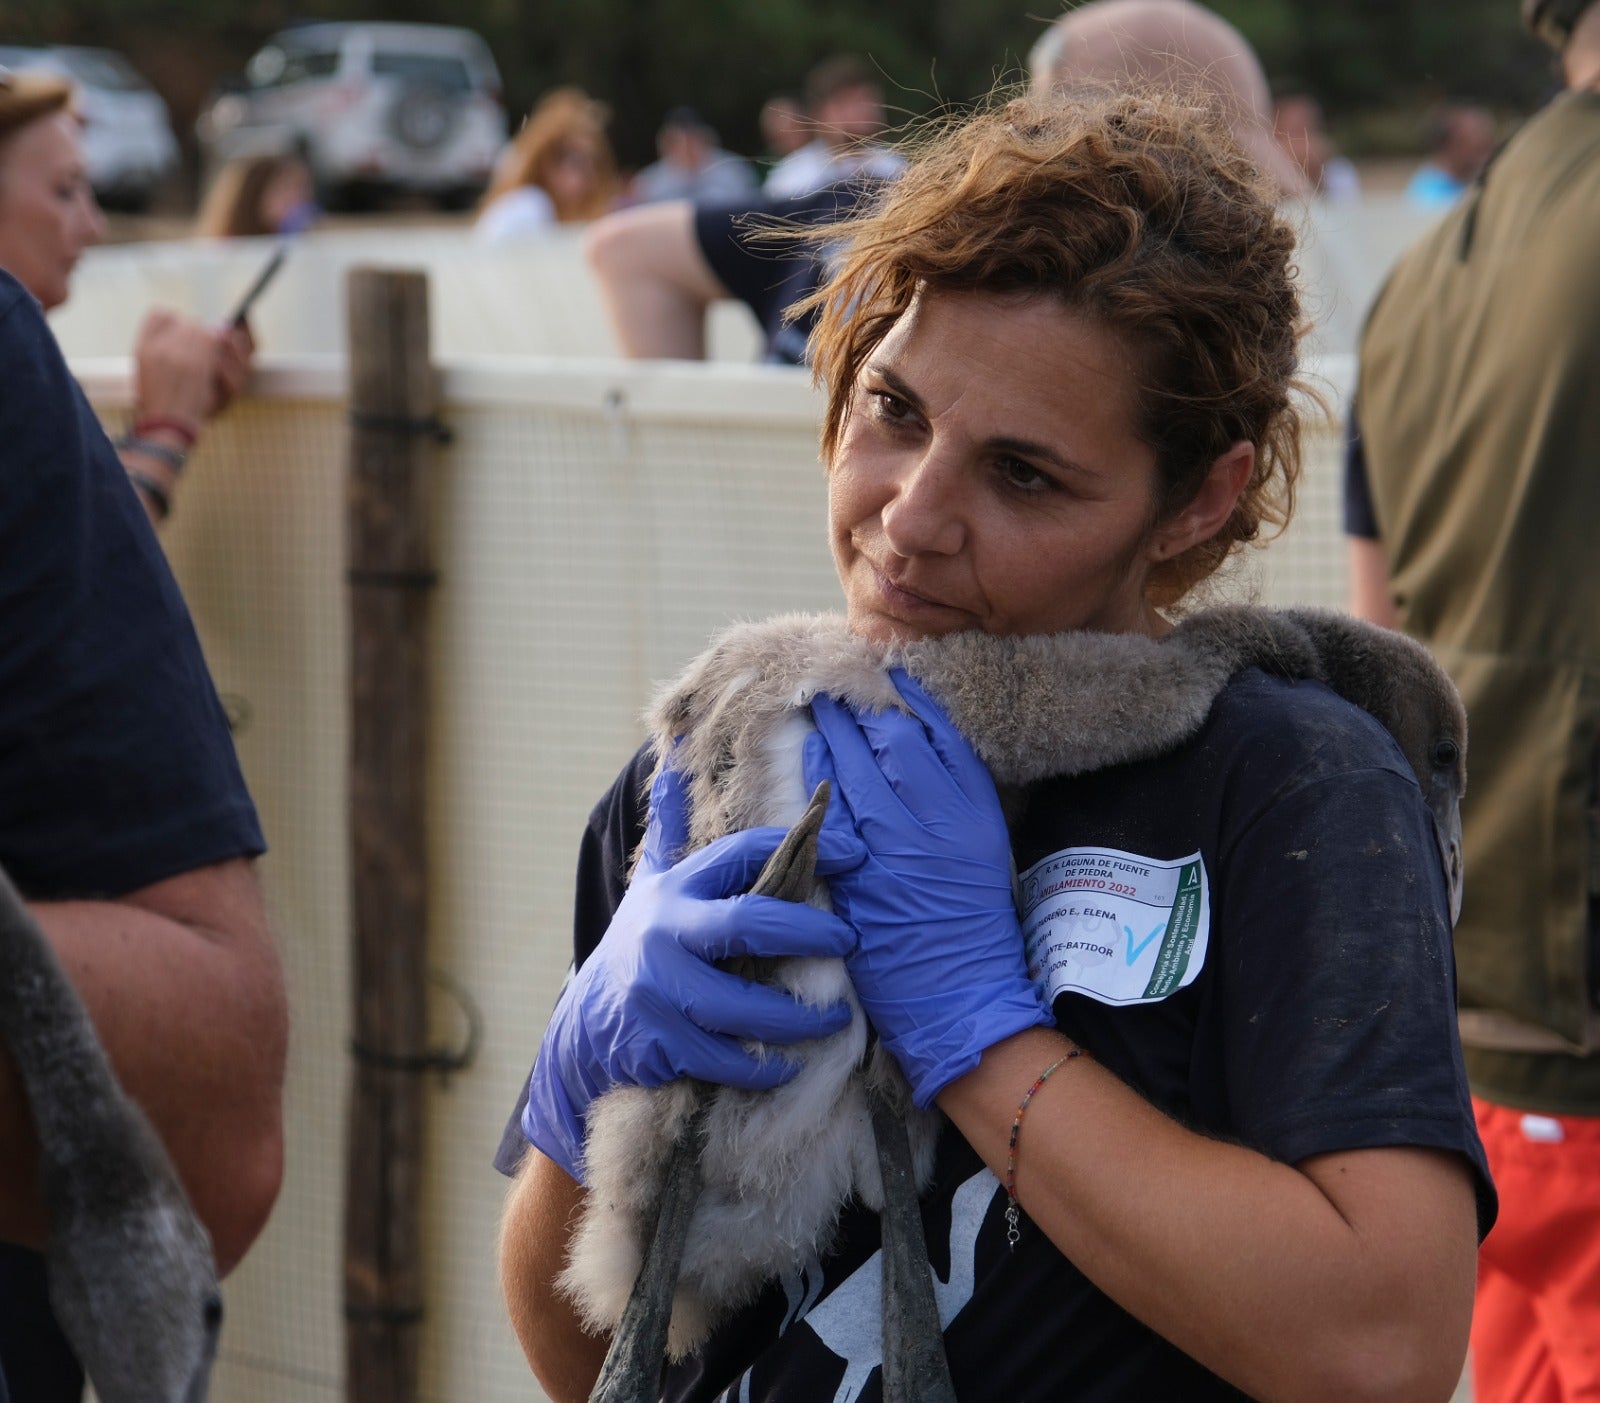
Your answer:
[54,197,1443,368]
[77,351,1351,1401]
[53,225,765,364]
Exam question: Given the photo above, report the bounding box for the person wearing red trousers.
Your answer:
[1346,2,1600,1396]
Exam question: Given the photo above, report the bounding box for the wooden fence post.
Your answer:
[343,266,439,1403]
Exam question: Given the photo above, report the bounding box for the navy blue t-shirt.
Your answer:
[0,271,264,1399]
[693,181,885,365]
[498,667,1493,1402]
[0,273,263,897]
[1343,405,1380,540]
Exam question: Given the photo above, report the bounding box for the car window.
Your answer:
[370,52,473,94]
[293,50,341,81]
[59,49,149,93]
[247,44,339,89]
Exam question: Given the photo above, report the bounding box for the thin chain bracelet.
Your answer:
[1004,1045,1085,1248]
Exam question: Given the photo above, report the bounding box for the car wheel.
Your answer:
[387,84,460,152]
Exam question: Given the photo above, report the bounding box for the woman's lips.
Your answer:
[870,563,953,615]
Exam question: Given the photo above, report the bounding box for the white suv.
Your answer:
[0,45,179,211]
[198,22,507,208]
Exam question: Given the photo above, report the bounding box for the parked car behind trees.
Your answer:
[0,45,179,211]
[196,21,507,210]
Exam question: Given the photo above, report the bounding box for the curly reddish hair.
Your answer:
[803,87,1310,606]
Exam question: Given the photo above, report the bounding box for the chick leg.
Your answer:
[871,1082,958,1403]
[586,782,833,1403]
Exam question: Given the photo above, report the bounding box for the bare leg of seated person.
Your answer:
[583,201,731,360]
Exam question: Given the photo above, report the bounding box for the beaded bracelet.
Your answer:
[126,470,171,521]
[1004,1045,1085,1248]
[118,434,187,474]
[132,415,198,449]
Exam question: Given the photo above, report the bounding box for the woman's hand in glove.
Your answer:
[804,670,1051,1108]
[522,764,865,1181]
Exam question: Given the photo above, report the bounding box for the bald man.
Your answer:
[1028,0,1310,197]
[584,0,1313,363]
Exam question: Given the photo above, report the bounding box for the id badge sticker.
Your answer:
[1020,846,1210,1006]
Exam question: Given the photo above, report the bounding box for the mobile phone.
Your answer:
[227,244,289,327]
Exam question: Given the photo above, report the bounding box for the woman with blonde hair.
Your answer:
[0,65,254,526]
[475,86,617,243]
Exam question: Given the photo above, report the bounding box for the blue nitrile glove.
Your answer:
[522,764,866,1181]
[804,670,1052,1108]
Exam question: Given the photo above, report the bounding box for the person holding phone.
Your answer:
[0,72,287,1403]
[0,66,256,527]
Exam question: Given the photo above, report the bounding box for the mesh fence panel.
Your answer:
[85,351,1351,1402]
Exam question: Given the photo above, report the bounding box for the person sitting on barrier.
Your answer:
[195,152,320,239]
[497,84,1493,1403]
[584,0,1309,368]
[476,86,618,245]
[0,66,256,528]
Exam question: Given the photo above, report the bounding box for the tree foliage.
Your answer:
[0,0,1559,165]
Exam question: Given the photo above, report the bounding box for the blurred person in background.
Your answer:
[1028,0,1310,199]
[1273,91,1362,202]
[0,66,255,528]
[475,86,617,244]
[0,68,285,1403]
[194,152,320,239]
[756,92,809,176]
[1347,1,1600,1397]
[763,54,907,197]
[583,0,1318,368]
[1033,0,1386,355]
[629,106,756,205]
[1405,102,1498,207]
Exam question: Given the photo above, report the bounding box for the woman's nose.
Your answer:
[81,191,107,247]
[880,452,965,557]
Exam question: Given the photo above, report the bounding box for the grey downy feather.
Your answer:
[0,864,221,1403]
[559,604,1468,1361]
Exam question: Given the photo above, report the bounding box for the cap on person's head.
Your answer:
[1027,0,1309,196]
[1522,0,1597,48]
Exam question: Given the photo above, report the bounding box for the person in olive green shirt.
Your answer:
[1346,2,1600,1397]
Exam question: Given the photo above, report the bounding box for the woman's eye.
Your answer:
[998,457,1051,492]
[869,389,911,422]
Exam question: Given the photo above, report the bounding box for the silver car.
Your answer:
[197,22,507,208]
[0,45,180,211]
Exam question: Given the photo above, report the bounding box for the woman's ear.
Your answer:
[1146,441,1255,562]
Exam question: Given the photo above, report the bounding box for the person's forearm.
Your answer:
[0,859,287,1272]
[1347,536,1401,629]
[500,1149,610,1400]
[117,433,185,527]
[938,1027,1476,1403]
